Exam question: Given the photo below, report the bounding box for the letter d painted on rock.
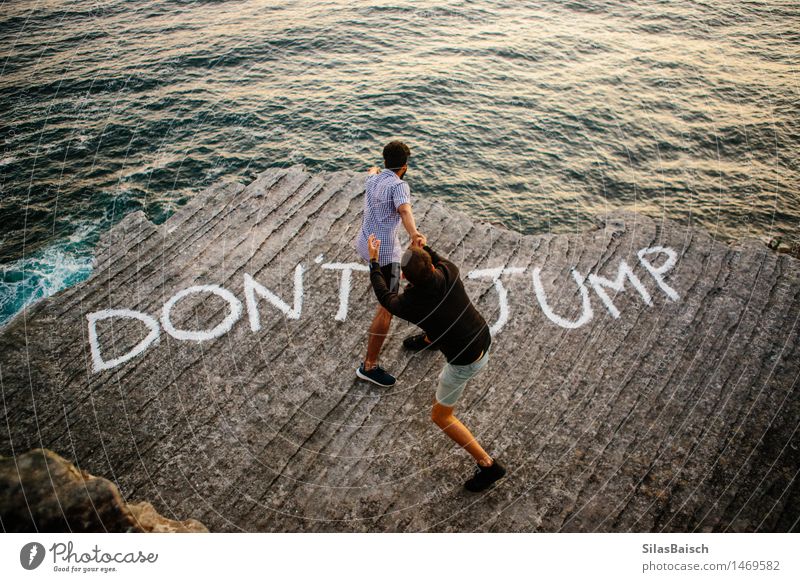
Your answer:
[87,309,160,373]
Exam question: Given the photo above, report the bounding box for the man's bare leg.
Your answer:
[431,402,493,467]
[364,305,392,370]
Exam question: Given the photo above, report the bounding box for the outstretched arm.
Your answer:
[412,233,446,269]
[422,243,459,277]
[367,235,413,319]
[422,243,442,265]
[397,203,423,246]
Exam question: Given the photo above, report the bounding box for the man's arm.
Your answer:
[422,243,442,265]
[393,182,423,246]
[367,234,413,320]
[366,167,380,188]
[369,261,412,319]
[422,244,459,278]
[397,203,422,245]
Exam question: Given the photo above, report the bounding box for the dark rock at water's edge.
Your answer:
[1,449,207,532]
[0,165,798,532]
[768,238,800,260]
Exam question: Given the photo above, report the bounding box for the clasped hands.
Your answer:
[367,232,427,261]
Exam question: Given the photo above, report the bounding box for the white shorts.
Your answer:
[435,348,490,406]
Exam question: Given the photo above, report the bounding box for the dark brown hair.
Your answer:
[383,141,410,170]
[401,247,433,285]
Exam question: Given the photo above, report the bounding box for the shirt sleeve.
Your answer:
[392,182,411,210]
[424,245,459,279]
[369,260,413,320]
[423,245,442,265]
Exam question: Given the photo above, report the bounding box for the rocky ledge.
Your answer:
[1,449,207,532]
[1,165,798,532]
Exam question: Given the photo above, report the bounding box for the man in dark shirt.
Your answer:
[367,234,506,492]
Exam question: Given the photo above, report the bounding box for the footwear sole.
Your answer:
[402,344,430,352]
[464,479,503,493]
[403,344,436,352]
[355,368,396,387]
[464,469,507,492]
[402,334,433,352]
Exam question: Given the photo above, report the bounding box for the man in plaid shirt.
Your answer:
[354,141,423,387]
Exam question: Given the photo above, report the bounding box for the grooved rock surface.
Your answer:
[1,165,798,532]
[1,449,207,532]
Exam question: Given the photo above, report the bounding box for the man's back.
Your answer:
[355,169,411,266]
[370,246,491,366]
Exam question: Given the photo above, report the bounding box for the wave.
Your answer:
[0,227,95,327]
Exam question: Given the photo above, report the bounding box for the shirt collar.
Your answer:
[381,168,402,181]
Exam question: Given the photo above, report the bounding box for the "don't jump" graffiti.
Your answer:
[87,246,679,373]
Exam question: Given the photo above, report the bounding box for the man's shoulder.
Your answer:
[378,169,406,185]
[366,171,406,191]
[391,178,411,204]
[437,257,460,276]
[386,175,406,190]
[415,271,446,296]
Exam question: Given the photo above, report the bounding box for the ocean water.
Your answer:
[1,0,798,326]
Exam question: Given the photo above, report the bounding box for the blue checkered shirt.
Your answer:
[355,169,412,266]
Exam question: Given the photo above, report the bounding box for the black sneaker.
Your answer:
[402,333,433,351]
[356,363,396,387]
[464,460,506,492]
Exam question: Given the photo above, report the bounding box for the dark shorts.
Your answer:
[380,262,401,294]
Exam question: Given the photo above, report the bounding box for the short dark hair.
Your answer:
[401,247,433,285]
[383,141,410,170]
